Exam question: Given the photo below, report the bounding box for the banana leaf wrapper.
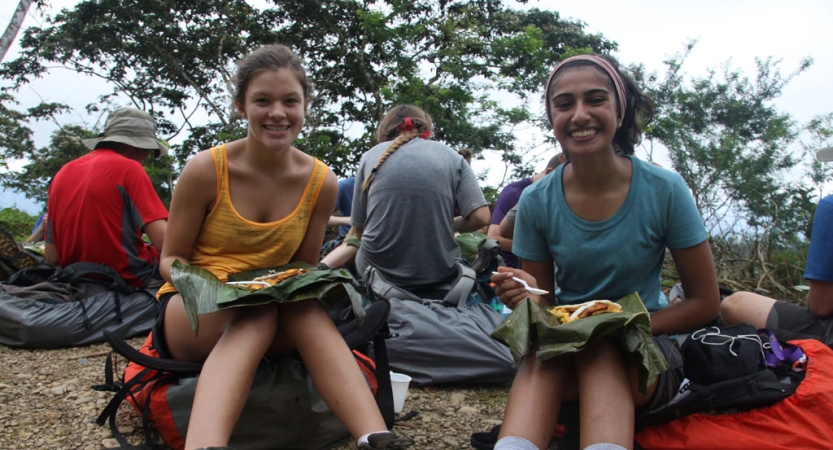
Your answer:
[491,292,668,394]
[171,260,365,335]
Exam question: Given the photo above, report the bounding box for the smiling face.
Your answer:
[548,66,619,157]
[236,68,308,153]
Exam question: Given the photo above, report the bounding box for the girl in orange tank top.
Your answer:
[156,44,412,450]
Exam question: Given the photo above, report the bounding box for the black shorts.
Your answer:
[767,300,833,347]
[151,291,178,359]
[644,334,684,411]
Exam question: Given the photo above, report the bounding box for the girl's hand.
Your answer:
[491,267,542,310]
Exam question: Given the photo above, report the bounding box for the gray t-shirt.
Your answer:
[352,138,487,290]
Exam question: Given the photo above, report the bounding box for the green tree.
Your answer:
[0,95,174,207]
[641,42,825,298]
[0,91,36,173]
[0,206,37,241]
[1,0,615,191]
[644,41,814,245]
[802,113,833,199]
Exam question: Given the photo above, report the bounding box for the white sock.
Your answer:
[357,431,389,447]
[494,436,539,450]
[583,444,628,450]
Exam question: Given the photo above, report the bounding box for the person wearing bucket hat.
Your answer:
[44,107,169,288]
[722,146,833,347]
[82,107,171,158]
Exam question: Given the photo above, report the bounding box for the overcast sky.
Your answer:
[2,0,831,213]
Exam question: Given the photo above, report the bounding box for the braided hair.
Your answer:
[362,105,433,192]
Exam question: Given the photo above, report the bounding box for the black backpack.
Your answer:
[635,323,805,431]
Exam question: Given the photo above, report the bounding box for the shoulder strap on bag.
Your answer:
[469,238,503,274]
[95,330,203,449]
[365,263,476,309]
[54,262,131,291]
[444,262,475,309]
[635,368,801,431]
[364,266,422,303]
[373,319,396,429]
[6,264,57,287]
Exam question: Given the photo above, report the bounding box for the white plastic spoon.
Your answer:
[225,281,271,288]
[491,272,549,295]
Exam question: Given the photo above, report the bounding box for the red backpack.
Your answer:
[95,299,395,450]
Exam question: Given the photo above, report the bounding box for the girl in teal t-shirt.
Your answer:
[491,54,720,450]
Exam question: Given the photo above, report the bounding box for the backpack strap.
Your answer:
[103,329,203,374]
[6,264,57,286]
[635,368,800,430]
[364,266,422,303]
[96,330,202,449]
[469,238,502,274]
[338,298,390,350]
[759,328,807,369]
[54,262,156,325]
[373,319,396,429]
[54,262,131,290]
[444,262,476,309]
[96,365,160,449]
[364,263,476,309]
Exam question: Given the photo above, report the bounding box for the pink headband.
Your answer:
[544,55,627,126]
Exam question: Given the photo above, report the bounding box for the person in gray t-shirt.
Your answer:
[352,104,490,291]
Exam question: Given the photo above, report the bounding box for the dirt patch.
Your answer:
[0,338,511,449]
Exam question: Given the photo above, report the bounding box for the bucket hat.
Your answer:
[818,147,833,162]
[83,108,169,157]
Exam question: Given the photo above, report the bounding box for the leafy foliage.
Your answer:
[3,2,831,303]
[1,0,615,187]
[643,41,815,245]
[0,206,38,241]
[1,121,173,207]
[801,112,833,200]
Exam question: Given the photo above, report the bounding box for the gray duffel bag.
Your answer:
[364,264,516,386]
[0,262,158,348]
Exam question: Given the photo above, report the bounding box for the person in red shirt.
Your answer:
[45,107,169,288]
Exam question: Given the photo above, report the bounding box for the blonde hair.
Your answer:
[362,105,434,192]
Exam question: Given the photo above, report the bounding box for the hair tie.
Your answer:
[420,131,431,139]
[398,117,414,132]
[544,55,627,126]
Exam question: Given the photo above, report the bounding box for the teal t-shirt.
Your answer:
[513,156,707,312]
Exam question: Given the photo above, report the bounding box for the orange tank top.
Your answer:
[158,144,327,296]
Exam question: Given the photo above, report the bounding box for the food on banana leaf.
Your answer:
[549,300,622,324]
[231,268,309,290]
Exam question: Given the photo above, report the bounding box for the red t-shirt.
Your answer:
[46,149,168,287]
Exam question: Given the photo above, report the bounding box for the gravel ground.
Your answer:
[0,337,515,450]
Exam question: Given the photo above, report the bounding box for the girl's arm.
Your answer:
[291,168,338,265]
[453,205,491,233]
[807,280,833,318]
[650,241,720,335]
[159,151,217,282]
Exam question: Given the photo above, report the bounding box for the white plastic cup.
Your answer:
[389,371,412,412]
